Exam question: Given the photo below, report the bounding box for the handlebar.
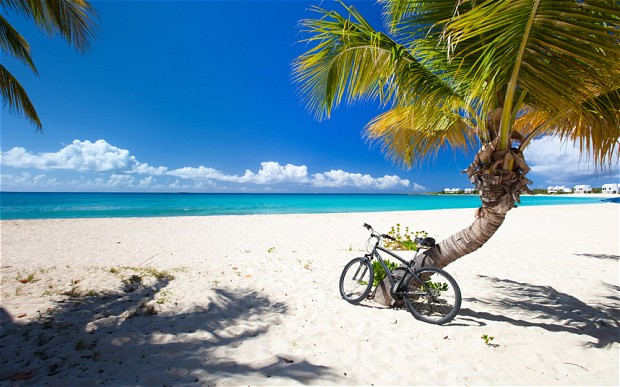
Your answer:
[362,223,395,241]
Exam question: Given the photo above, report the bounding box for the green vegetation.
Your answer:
[156,290,173,305]
[16,271,38,283]
[111,266,177,288]
[481,334,495,346]
[1,0,98,129]
[372,259,399,287]
[425,280,449,292]
[293,1,620,270]
[385,223,428,251]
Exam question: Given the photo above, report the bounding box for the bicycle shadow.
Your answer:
[458,275,619,348]
[0,275,331,384]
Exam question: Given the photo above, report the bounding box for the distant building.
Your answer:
[602,183,619,194]
[443,188,460,194]
[547,186,572,194]
[574,185,592,194]
[463,188,476,194]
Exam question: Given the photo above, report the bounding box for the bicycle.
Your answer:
[338,223,462,324]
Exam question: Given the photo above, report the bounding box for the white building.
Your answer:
[443,188,460,194]
[547,186,572,194]
[602,183,619,194]
[463,188,476,194]
[574,184,592,194]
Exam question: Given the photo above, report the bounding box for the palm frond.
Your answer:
[379,0,469,41]
[0,15,37,73]
[294,1,620,170]
[293,3,466,123]
[517,88,620,167]
[440,0,620,138]
[1,0,98,52]
[364,103,475,168]
[0,64,41,129]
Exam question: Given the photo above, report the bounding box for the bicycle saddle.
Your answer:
[415,237,436,248]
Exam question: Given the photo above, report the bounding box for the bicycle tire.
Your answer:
[401,267,461,324]
[339,257,374,304]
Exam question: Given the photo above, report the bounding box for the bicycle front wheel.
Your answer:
[339,257,374,304]
[402,267,461,324]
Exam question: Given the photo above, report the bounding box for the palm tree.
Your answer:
[294,0,620,269]
[0,0,97,129]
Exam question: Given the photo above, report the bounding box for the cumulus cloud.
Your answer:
[525,136,619,185]
[313,170,409,189]
[0,139,418,192]
[238,162,310,184]
[106,174,135,187]
[412,182,427,191]
[139,176,155,188]
[167,166,227,180]
[1,140,167,175]
[1,173,58,188]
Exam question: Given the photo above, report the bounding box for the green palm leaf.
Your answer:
[295,0,620,169]
[293,3,464,122]
[364,104,474,167]
[0,64,41,128]
[1,0,98,129]
[1,0,98,52]
[0,14,37,73]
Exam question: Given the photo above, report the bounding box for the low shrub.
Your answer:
[372,259,399,286]
[385,223,428,251]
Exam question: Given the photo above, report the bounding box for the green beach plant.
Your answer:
[294,0,620,270]
[16,270,38,283]
[481,334,495,346]
[372,259,398,287]
[156,290,173,304]
[385,223,428,251]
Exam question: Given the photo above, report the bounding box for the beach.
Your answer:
[1,203,618,385]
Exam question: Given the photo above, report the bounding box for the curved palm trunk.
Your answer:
[415,138,532,269]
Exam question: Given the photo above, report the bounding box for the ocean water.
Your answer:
[0,192,606,220]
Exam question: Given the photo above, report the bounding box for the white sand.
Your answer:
[1,203,618,385]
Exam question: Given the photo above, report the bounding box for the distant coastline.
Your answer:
[0,191,606,220]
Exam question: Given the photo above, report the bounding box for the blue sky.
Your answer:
[1,0,618,193]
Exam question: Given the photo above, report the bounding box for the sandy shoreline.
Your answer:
[1,203,618,385]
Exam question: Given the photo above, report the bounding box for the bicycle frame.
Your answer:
[366,237,420,290]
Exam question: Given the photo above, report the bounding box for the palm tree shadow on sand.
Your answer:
[458,274,619,348]
[0,276,332,385]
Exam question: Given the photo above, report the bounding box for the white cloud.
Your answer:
[412,182,427,191]
[525,136,619,185]
[312,170,409,189]
[0,139,418,192]
[0,139,167,175]
[106,174,135,187]
[238,162,310,184]
[1,173,58,188]
[167,166,227,180]
[139,176,154,188]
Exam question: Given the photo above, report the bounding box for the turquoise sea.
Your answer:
[0,192,608,220]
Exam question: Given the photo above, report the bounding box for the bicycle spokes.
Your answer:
[402,268,461,324]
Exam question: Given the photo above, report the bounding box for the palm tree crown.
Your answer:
[294,0,620,169]
[1,0,97,129]
[294,0,620,272]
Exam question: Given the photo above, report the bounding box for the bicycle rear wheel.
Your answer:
[402,267,461,324]
[339,257,374,304]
